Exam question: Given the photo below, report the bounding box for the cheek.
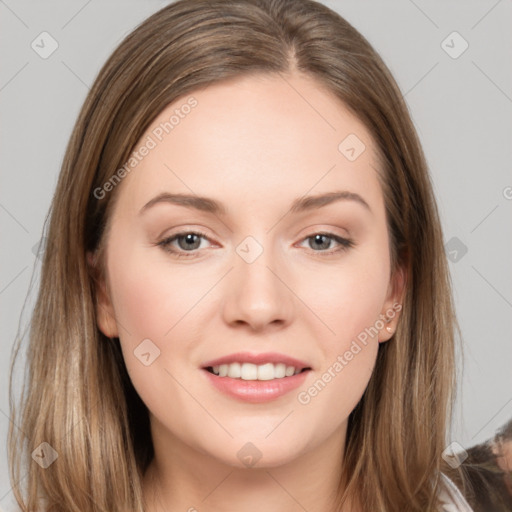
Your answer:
[296,339,378,444]
[107,244,211,341]
[105,245,208,410]
[300,250,390,344]
[295,259,386,424]
[105,242,225,391]
[295,245,389,407]
[104,244,190,378]
[109,261,171,341]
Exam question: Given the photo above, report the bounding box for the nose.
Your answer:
[221,238,295,332]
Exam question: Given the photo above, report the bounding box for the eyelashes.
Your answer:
[157,230,212,258]
[156,230,354,259]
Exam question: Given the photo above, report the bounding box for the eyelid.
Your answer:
[157,228,354,259]
[156,229,215,256]
[295,232,354,255]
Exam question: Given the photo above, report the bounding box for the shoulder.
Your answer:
[437,472,475,512]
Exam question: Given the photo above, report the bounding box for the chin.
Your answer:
[199,434,309,470]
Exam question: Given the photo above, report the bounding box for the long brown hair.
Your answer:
[8,0,463,510]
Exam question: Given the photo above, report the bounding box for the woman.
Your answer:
[8,0,475,510]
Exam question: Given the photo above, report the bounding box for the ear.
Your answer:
[87,251,119,338]
[378,264,406,343]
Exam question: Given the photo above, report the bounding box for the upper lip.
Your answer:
[201,352,312,370]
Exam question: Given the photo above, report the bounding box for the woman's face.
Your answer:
[92,72,403,469]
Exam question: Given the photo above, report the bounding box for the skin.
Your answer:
[91,71,405,512]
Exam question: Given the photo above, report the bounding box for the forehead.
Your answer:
[113,72,383,218]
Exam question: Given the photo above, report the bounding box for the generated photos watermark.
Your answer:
[93,96,198,200]
[297,302,402,405]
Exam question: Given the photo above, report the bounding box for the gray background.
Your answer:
[1,0,511,507]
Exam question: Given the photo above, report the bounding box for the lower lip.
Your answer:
[202,369,310,403]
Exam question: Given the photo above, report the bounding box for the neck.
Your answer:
[142,417,356,512]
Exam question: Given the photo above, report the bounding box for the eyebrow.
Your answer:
[139,190,371,216]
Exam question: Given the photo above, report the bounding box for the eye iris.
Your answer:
[311,234,331,250]
[178,233,201,251]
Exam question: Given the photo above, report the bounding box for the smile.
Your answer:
[206,362,308,380]
[201,352,312,402]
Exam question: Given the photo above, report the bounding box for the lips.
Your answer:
[201,351,311,370]
[200,352,312,402]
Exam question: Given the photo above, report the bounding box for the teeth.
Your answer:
[227,362,241,378]
[209,362,304,380]
[241,362,258,380]
[274,363,286,379]
[257,363,275,381]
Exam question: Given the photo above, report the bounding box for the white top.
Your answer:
[438,473,475,511]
